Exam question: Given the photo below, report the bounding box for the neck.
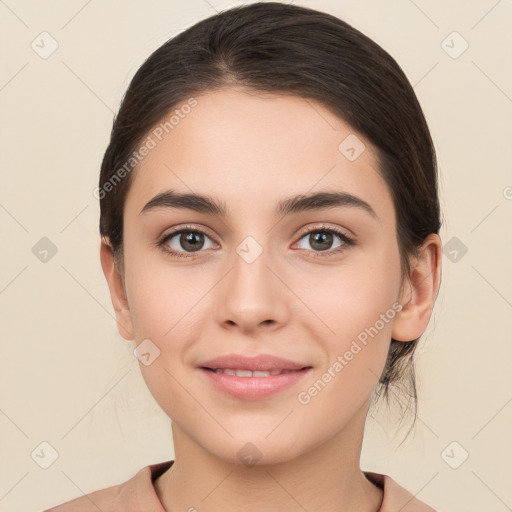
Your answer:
[154,408,383,512]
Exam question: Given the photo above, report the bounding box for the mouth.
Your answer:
[199,367,312,400]
[202,368,304,377]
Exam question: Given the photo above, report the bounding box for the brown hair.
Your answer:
[98,2,441,430]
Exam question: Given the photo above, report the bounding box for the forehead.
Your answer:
[124,86,393,223]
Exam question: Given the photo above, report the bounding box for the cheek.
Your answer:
[123,244,202,341]
[300,244,401,389]
[295,285,399,425]
[298,240,401,340]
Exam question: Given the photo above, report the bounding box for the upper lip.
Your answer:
[200,354,310,371]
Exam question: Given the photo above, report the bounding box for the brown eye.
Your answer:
[158,226,217,259]
[307,231,336,252]
[295,226,354,258]
[177,231,206,252]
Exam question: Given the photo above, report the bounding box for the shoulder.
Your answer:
[43,461,173,512]
[364,472,437,512]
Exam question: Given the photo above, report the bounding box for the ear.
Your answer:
[100,238,134,341]
[391,234,442,342]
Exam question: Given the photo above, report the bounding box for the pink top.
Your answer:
[44,460,436,512]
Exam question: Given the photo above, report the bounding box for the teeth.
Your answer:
[235,369,253,377]
[213,368,292,377]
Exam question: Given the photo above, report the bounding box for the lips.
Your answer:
[199,354,312,400]
[210,368,297,377]
[201,354,309,372]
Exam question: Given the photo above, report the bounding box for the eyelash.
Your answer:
[156,224,355,260]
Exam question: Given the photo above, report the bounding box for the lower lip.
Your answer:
[200,368,312,400]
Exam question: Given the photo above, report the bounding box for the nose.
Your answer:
[214,238,289,335]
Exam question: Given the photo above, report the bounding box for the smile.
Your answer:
[208,368,299,377]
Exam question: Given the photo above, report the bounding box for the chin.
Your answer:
[199,433,309,468]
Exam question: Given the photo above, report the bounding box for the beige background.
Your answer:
[1,1,511,511]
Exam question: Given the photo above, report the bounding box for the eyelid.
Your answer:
[159,223,217,241]
[295,222,353,240]
[159,222,353,241]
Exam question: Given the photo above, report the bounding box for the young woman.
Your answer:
[46,2,442,511]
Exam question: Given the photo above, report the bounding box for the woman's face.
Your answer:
[117,86,407,464]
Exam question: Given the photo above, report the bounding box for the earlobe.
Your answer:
[391,234,442,342]
[99,239,134,341]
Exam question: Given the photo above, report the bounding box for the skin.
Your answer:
[101,86,441,512]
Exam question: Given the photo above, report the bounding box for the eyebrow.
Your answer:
[139,189,378,219]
